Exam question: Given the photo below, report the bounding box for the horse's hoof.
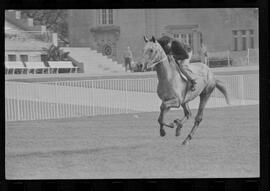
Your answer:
[169,122,174,128]
[175,122,182,137]
[182,135,192,145]
[174,119,180,124]
[175,125,182,136]
[160,129,166,137]
[182,138,189,145]
[175,129,181,137]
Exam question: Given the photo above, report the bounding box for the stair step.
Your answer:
[61,47,125,74]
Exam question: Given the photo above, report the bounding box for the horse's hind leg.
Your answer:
[182,86,214,145]
[158,98,180,137]
[175,103,192,137]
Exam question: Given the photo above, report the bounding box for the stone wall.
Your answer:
[68,9,258,66]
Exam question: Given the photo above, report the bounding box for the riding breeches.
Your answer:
[177,59,195,80]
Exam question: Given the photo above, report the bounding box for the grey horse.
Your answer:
[143,36,230,145]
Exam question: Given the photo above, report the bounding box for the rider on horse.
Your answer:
[157,35,197,91]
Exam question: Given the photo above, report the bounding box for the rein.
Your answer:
[148,56,168,68]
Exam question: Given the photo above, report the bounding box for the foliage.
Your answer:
[42,45,70,61]
[21,10,69,46]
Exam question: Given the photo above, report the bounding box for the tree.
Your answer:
[21,10,69,46]
[42,44,70,61]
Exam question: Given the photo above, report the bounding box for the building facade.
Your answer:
[68,9,258,65]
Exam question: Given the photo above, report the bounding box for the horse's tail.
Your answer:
[215,79,231,105]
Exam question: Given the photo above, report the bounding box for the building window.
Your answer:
[20,55,28,62]
[188,33,193,48]
[249,30,254,49]
[102,9,107,24]
[241,30,247,51]
[180,34,186,44]
[8,54,16,61]
[199,32,203,46]
[183,34,193,47]
[232,30,238,51]
[242,37,247,50]
[108,9,113,24]
[232,29,255,51]
[96,10,101,25]
[233,37,238,51]
[97,9,114,25]
[173,34,179,38]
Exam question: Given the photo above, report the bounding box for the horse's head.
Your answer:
[142,36,167,69]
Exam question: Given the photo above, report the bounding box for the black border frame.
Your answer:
[1,0,269,191]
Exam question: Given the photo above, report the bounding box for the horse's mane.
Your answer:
[167,55,180,70]
[155,40,177,66]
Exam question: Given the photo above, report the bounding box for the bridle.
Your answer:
[147,56,168,68]
[145,43,168,69]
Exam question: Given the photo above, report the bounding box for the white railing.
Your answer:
[5,74,259,121]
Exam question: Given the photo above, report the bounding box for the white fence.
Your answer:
[5,73,259,122]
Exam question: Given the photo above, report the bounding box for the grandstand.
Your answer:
[5,10,126,75]
[61,47,125,74]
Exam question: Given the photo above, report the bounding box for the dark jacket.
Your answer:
[157,36,190,61]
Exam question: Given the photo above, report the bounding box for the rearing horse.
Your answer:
[143,36,230,145]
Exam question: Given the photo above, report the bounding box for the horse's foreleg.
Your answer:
[182,86,214,145]
[158,98,180,137]
[158,106,168,137]
[175,103,192,137]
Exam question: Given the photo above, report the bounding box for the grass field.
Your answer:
[5,105,259,179]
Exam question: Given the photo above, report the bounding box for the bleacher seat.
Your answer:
[24,61,49,74]
[47,61,79,73]
[5,61,27,74]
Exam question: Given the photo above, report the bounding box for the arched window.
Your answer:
[97,9,114,25]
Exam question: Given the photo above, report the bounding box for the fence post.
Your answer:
[238,75,245,105]
[55,83,59,119]
[125,80,128,113]
[16,83,21,120]
[91,80,94,116]
[247,48,250,65]
[227,50,230,67]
